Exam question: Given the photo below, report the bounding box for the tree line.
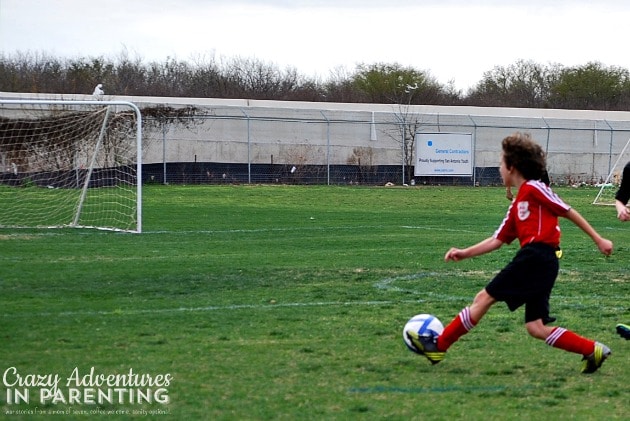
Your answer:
[3,52,630,111]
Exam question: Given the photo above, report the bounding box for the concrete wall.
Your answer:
[3,91,630,183]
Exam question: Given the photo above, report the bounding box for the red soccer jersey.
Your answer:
[494,180,571,248]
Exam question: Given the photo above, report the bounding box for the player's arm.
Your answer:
[615,199,630,221]
[614,161,630,206]
[444,236,503,262]
[563,208,613,256]
[614,162,630,221]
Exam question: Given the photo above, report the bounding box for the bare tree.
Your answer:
[7,51,630,111]
[390,102,426,185]
[466,59,559,108]
[549,62,630,110]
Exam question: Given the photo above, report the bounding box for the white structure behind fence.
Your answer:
[3,92,630,184]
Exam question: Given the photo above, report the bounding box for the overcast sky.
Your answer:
[1,0,630,91]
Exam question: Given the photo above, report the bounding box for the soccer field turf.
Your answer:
[1,185,628,420]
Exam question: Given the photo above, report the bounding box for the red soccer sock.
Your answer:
[545,327,595,355]
[437,307,477,352]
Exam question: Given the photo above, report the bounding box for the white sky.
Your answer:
[1,0,630,91]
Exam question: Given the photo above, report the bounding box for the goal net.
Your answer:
[0,100,142,232]
[593,137,630,206]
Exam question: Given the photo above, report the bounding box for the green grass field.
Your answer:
[1,185,628,420]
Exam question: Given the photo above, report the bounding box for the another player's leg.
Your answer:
[616,323,630,340]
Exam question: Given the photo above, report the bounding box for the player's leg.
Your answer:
[537,321,611,373]
[436,289,495,352]
[540,324,598,355]
[544,327,611,374]
[435,249,532,356]
[524,296,559,340]
[437,246,535,354]
[526,287,611,373]
[525,319,554,339]
[408,289,495,364]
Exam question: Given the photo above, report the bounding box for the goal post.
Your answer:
[0,100,142,232]
[593,136,630,206]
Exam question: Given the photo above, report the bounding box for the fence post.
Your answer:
[239,108,251,184]
[320,111,330,185]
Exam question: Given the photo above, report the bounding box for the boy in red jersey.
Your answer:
[408,132,614,373]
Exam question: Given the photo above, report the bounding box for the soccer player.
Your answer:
[508,167,563,275]
[407,132,614,373]
[613,163,630,340]
[614,161,630,221]
[505,168,550,201]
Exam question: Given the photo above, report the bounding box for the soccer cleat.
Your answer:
[406,330,446,365]
[617,323,630,340]
[581,342,611,374]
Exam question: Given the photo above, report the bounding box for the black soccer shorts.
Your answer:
[485,243,559,323]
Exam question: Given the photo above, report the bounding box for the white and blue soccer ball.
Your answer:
[402,313,444,354]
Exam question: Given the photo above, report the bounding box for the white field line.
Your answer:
[0,224,485,238]
[2,299,426,318]
[4,270,624,318]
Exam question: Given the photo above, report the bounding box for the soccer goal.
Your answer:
[0,100,142,232]
[593,136,630,206]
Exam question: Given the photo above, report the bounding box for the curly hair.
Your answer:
[501,132,546,181]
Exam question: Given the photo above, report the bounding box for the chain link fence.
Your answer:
[3,92,628,186]
[141,103,630,186]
